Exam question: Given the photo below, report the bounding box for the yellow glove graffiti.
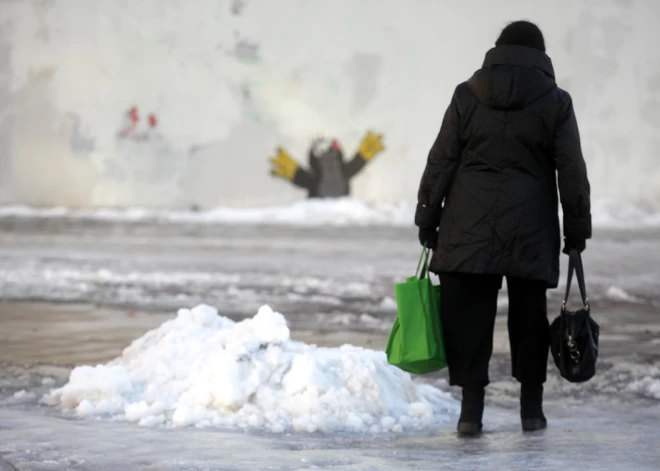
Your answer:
[358,130,385,161]
[269,147,299,181]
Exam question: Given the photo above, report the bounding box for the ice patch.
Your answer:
[45,304,457,433]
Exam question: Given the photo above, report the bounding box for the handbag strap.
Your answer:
[563,249,589,311]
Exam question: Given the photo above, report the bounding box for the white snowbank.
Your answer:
[45,304,457,433]
[3,198,660,228]
[0,199,414,227]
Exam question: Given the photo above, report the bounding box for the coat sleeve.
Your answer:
[554,94,592,241]
[414,89,463,228]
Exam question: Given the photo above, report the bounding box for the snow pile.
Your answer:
[628,367,660,400]
[46,304,457,433]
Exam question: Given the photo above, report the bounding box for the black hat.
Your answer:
[495,20,545,52]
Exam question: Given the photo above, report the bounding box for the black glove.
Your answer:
[418,226,438,249]
[562,238,586,255]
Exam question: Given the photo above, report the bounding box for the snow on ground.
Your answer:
[605,286,640,303]
[0,200,414,227]
[2,198,660,228]
[45,304,457,433]
[628,367,660,400]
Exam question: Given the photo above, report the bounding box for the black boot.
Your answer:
[520,383,547,431]
[457,387,485,436]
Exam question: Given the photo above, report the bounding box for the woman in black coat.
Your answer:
[415,20,591,436]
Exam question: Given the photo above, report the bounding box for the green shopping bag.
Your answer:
[385,246,447,374]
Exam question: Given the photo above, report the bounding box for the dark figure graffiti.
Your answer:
[269,130,384,198]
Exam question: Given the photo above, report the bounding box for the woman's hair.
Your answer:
[495,20,546,52]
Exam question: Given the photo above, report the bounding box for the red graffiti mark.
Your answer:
[129,106,139,123]
[148,113,158,128]
[119,106,140,137]
[118,107,158,139]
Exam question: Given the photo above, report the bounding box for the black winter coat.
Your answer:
[415,45,591,288]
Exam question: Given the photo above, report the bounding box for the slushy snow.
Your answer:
[46,304,457,433]
[628,367,660,400]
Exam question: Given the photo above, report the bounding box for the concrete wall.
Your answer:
[1,0,659,209]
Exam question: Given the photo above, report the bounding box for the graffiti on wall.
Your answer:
[269,130,385,198]
[117,106,159,141]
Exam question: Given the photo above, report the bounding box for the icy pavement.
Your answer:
[1,402,660,470]
[0,216,659,319]
[1,301,660,470]
[0,214,659,469]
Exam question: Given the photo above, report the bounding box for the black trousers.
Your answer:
[438,273,550,388]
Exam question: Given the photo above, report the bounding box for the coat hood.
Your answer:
[467,45,557,110]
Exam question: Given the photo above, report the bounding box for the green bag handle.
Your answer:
[415,244,435,342]
[415,244,431,280]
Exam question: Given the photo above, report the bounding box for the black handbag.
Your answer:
[550,249,600,383]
